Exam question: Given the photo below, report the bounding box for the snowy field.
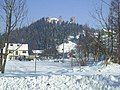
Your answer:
[0,60,120,90]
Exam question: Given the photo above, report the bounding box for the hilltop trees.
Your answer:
[10,18,83,50]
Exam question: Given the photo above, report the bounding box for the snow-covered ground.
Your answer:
[0,60,120,90]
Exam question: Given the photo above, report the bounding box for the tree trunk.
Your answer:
[1,6,12,73]
[1,54,7,73]
[0,49,3,71]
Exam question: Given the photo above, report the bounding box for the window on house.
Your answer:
[16,51,18,55]
[17,44,19,47]
[9,56,12,60]
[22,51,26,53]
[10,43,13,46]
[9,50,13,53]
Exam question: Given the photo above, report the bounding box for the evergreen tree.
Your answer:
[108,0,120,64]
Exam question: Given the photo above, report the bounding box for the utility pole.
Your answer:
[35,55,37,73]
[62,26,65,63]
[62,41,64,63]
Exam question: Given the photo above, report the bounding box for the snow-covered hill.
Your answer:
[0,60,120,90]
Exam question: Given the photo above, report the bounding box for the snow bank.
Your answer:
[0,60,120,90]
[101,63,120,75]
[0,75,120,90]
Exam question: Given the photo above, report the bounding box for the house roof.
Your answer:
[4,43,28,51]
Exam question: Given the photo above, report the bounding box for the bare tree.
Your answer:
[91,0,120,65]
[91,0,115,64]
[0,0,27,73]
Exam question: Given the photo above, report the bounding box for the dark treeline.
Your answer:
[9,18,96,52]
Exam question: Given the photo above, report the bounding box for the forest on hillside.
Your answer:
[9,18,96,51]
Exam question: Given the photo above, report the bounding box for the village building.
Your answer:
[3,43,29,60]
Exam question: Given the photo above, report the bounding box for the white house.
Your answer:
[3,43,29,60]
[57,41,76,53]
